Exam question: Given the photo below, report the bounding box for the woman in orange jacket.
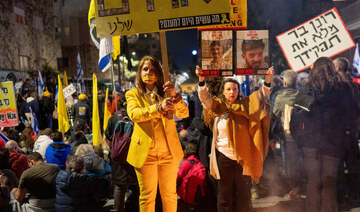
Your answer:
[125,56,189,212]
[196,66,272,212]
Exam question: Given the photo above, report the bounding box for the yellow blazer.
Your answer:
[125,88,189,168]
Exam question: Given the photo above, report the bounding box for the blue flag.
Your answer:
[38,69,45,97]
[98,37,113,72]
[77,52,85,93]
[29,107,39,136]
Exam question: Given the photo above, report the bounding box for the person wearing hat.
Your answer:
[39,90,55,130]
[71,94,90,132]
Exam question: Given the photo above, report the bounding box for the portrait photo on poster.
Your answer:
[201,30,233,72]
[236,30,270,73]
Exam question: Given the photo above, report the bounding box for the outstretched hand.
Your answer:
[265,66,274,84]
[196,66,205,82]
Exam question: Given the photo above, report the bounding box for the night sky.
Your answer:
[166,29,198,70]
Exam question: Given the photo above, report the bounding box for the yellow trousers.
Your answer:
[135,139,178,212]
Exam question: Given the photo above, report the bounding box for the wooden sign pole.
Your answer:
[159,31,173,119]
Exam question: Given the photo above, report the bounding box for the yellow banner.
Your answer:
[201,0,247,29]
[94,0,230,37]
[0,81,18,127]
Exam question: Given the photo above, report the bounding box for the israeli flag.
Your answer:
[98,37,113,72]
[353,43,360,72]
[90,19,100,49]
[29,107,39,136]
[77,52,85,93]
[0,132,9,144]
[55,85,58,104]
[38,69,45,97]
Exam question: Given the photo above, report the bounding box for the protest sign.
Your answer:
[63,84,77,98]
[94,0,230,37]
[200,0,247,29]
[277,8,355,72]
[236,30,269,75]
[0,81,18,127]
[201,30,233,77]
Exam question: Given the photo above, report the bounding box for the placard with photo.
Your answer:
[201,30,233,77]
[236,30,269,75]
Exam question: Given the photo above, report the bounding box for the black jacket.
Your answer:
[294,83,357,157]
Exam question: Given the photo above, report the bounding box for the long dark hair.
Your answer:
[135,56,165,97]
[218,78,244,102]
[310,57,348,92]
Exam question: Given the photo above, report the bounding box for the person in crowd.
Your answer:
[74,144,111,178]
[333,57,360,202]
[292,57,357,212]
[240,39,268,69]
[12,152,59,211]
[177,142,199,182]
[125,55,189,211]
[0,174,10,211]
[105,103,138,212]
[203,40,232,70]
[19,126,35,154]
[272,70,301,200]
[45,132,71,170]
[38,91,55,130]
[69,125,88,155]
[5,141,29,179]
[1,127,20,143]
[71,93,90,132]
[55,155,109,212]
[196,65,272,212]
[33,128,54,158]
[0,149,11,170]
[295,71,309,90]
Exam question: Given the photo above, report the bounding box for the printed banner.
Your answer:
[94,0,230,37]
[200,0,247,29]
[0,81,18,127]
[276,8,355,72]
[63,84,77,98]
[236,30,269,75]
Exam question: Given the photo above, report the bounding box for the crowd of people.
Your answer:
[0,54,360,212]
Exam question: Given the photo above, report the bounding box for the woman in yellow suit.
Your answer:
[125,56,189,212]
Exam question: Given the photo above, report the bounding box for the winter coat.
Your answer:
[198,84,269,183]
[71,100,90,125]
[82,153,111,178]
[45,142,71,170]
[55,170,109,212]
[295,84,357,157]
[69,134,88,155]
[33,135,54,158]
[8,151,29,178]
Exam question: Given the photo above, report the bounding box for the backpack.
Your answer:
[111,117,134,163]
[289,86,320,147]
[177,157,206,205]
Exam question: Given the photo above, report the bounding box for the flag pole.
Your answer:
[110,59,118,114]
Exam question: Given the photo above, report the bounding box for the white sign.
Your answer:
[63,84,76,98]
[276,8,355,72]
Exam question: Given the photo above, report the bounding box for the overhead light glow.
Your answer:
[192,50,197,55]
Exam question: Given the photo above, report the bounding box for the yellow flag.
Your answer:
[112,36,120,60]
[57,75,70,134]
[88,0,95,26]
[103,88,112,131]
[92,74,102,146]
[63,70,69,86]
